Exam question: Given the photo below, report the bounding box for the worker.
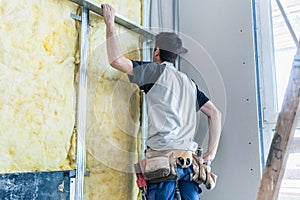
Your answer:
[102,4,222,199]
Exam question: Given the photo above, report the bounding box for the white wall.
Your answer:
[148,0,262,199]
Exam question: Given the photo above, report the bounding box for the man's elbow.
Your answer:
[109,57,132,73]
[211,108,222,120]
[110,59,122,69]
[216,109,222,119]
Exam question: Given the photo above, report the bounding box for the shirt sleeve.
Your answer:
[193,81,209,111]
[128,60,154,85]
[128,60,165,93]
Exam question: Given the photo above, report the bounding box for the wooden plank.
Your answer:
[256,57,300,200]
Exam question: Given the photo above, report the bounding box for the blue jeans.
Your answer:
[146,165,202,200]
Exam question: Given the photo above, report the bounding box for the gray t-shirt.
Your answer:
[129,61,209,151]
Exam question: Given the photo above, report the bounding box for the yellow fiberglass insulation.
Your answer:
[0,0,142,199]
[84,0,142,199]
[0,0,78,173]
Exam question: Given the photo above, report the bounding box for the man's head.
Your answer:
[153,32,186,64]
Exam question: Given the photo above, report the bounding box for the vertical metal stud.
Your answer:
[75,6,89,200]
[157,0,163,32]
[141,90,148,160]
[70,178,76,200]
[173,0,179,34]
[143,0,152,61]
[173,0,180,70]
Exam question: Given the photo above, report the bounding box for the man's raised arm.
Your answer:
[102,4,133,73]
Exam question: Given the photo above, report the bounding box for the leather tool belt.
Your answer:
[142,149,177,183]
[137,148,218,190]
[192,154,218,190]
[172,150,193,168]
[141,149,194,183]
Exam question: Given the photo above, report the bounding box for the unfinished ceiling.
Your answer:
[272,0,300,50]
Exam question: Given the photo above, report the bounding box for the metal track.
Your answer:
[69,0,156,40]
[75,6,89,200]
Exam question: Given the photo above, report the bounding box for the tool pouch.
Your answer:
[143,149,177,183]
[192,154,218,190]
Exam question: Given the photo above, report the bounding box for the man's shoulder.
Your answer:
[132,60,158,68]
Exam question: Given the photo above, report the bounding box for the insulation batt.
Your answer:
[85,0,142,199]
[0,0,78,173]
[0,0,142,199]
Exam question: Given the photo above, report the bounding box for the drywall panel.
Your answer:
[179,0,262,199]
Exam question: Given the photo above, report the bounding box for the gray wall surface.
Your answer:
[148,0,262,199]
[180,1,262,199]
